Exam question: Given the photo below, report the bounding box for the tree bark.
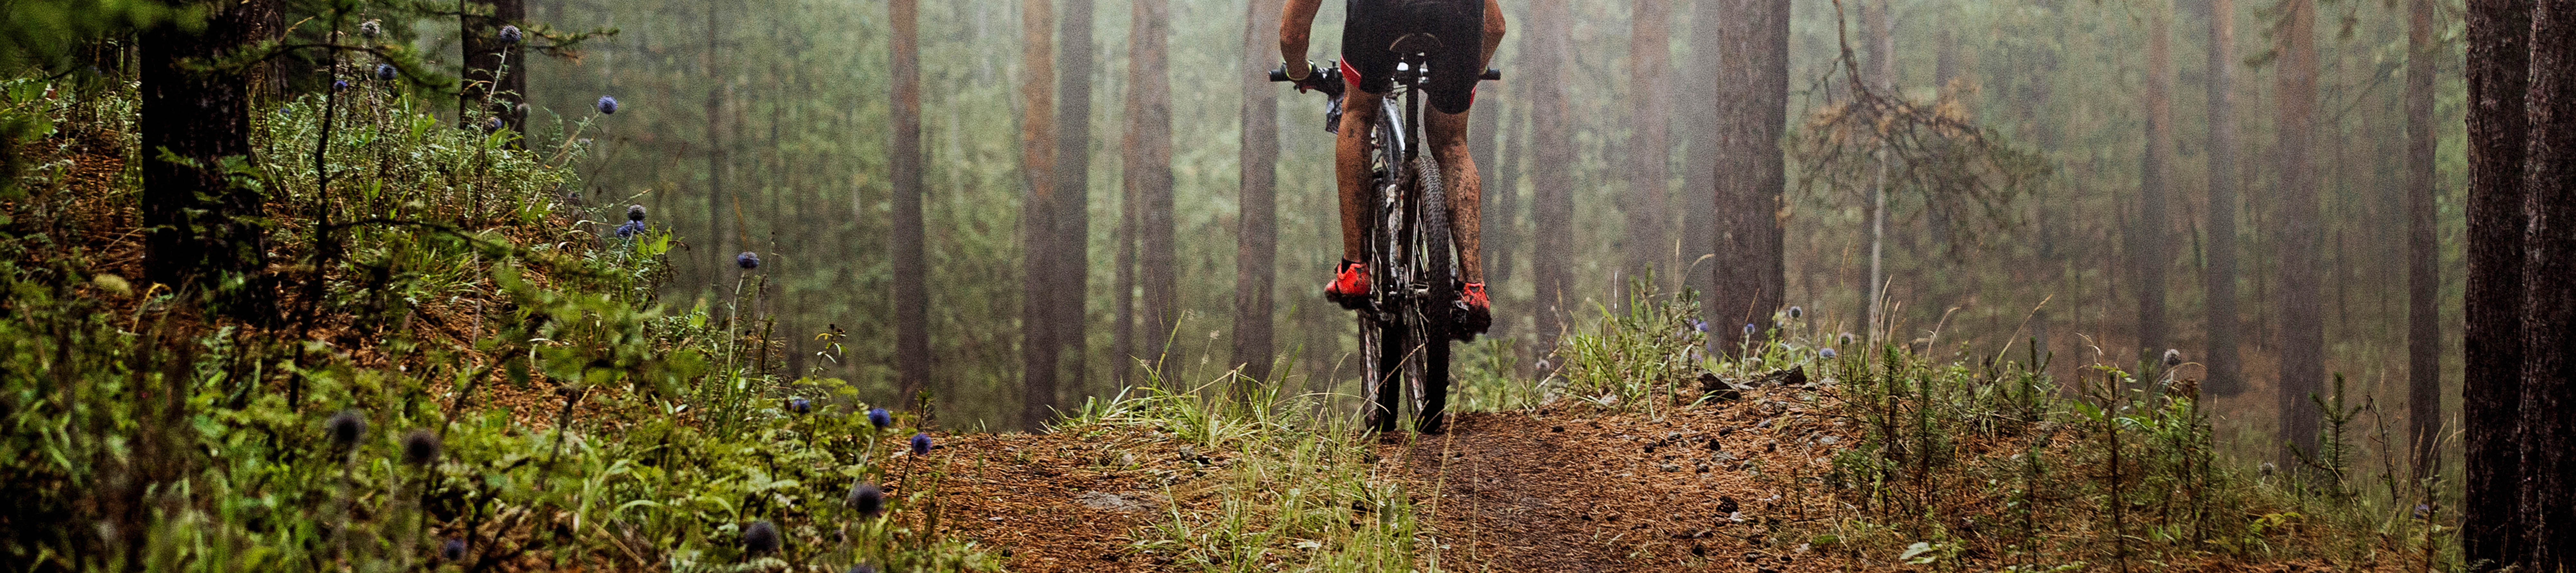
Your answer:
[1709,0,1788,354]
[2136,0,2173,377]
[2515,1,2576,567]
[461,0,528,137]
[1126,0,1175,377]
[704,4,731,285]
[889,0,931,408]
[1232,0,1282,384]
[1019,0,1060,429]
[1621,0,1670,299]
[2271,0,2324,471]
[2201,0,2247,398]
[1529,0,1574,353]
[2462,0,2529,566]
[2402,0,2440,486]
[141,0,268,290]
[1682,0,1721,325]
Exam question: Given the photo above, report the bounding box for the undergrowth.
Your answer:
[1,70,995,570]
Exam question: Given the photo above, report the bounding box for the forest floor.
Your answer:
[936,388,1849,573]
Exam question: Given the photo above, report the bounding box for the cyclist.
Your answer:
[1279,0,1504,336]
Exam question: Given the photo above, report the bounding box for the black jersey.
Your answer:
[1341,0,1485,114]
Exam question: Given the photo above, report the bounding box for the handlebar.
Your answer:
[1267,61,1502,84]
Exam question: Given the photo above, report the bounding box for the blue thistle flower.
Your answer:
[1820,348,1838,359]
[626,204,647,221]
[741,520,780,554]
[867,407,892,429]
[1743,323,1757,336]
[326,409,366,451]
[847,565,879,573]
[614,221,645,239]
[497,25,522,43]
[1787,306,1804,319]
[331,79,350,92]
[401,429,441,465]
[736,251,761,270]
[485,117,504,132]
[1840,332,1855,347]
[596,95,619,115]
[376,63,396,81]
[441,538,466,561]
[910,432,932,455]
[786,398,811,415]
[846,482,885,517]
[358,19,382,38]
[1688,319,1707,333]
[2162,349,2184,367]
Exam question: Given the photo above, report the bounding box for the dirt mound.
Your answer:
[1379,390,1850,572]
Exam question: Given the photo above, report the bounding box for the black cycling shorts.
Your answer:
[1342,0,1484,115]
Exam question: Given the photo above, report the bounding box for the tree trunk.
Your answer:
[704,4,730,286]
[2462,0,2529,566]
[1861,0,1892,336]
[1055,0,1096,395]
[1709,0,1789,354]
[2402,0,2440,486]
[2201,0,2247,398]
[1019,0,1059,429]
[1621,0,1670,299]
[2515,1,2576,567]
[889,0,931,408]
[461,0,528,138]
[2271,0,2324,472]
[1529,0,1574,353]
[2136,0,2173,376]
[1683,0,1720,324]
[141,0,267,291]
[1231,0,1282,384]
[1126,0,1175,377]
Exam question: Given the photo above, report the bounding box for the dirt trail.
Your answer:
[1378,390,1852,573]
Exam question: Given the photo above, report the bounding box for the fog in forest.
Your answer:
[511,0,2465,475]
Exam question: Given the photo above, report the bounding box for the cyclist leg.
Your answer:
[1422,0,1499,333]
[1336,87,1380,265]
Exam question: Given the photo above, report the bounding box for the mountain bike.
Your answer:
[1273,35,1498,434]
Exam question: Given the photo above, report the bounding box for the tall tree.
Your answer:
[1125,0,1175,376]
[2401,0,2439,485]
[1709,0,1789,353]
[2201,0,2246,397]
[2514,0,2576,566]
[1682,0,1722,319]
[2135,0,2173,374]
[1018,0,1060,428]
[1054,0,1097,393]
[889,0,931,408]
[2461,0,2530,564]
[1860,0,1893,336]
[142,0,270,290]
[704,2,731,284]
[1529,0,1574,351]
[461,0,528,135]
[1621,0,1670,297]
[2271,0,2324,470]
[1231,0,1283,383]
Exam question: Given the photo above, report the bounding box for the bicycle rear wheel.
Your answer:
[1409,151,1456,434]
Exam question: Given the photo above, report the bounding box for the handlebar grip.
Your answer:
[1479,68,1501,81]
[1270,66,1293,82]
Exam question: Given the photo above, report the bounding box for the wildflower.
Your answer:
[737,251,761,270]
[497,25,522,43]
[845,482,885,517]
[741,520,780,554]
[627,204,647,221]
[615,221,646,238]
[1688,319,1707,333]
[786,398,811,415]
[326,410,367,451]
[1743,323,1756,336]
[485,117,504,132]
[1787,306,1803,319]
[331,79,350,92]
[359,19,382,38]
[376,63,396,81]
[1839,332,1855,347]
[401,429,441,465]
[867,407,892,429]
[847,565,879,573]
[596,95,619,115]
[910,433,932,455]
[2162,349,2183,367]
[2413,503,2433,521]
[1820,348,1838,359]
[441,538,466,561]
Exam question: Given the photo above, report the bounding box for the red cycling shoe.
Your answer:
[1454,282,1491,341]
[1326,259,1370,310]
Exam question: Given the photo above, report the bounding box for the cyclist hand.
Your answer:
[1289,61,1344,98]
